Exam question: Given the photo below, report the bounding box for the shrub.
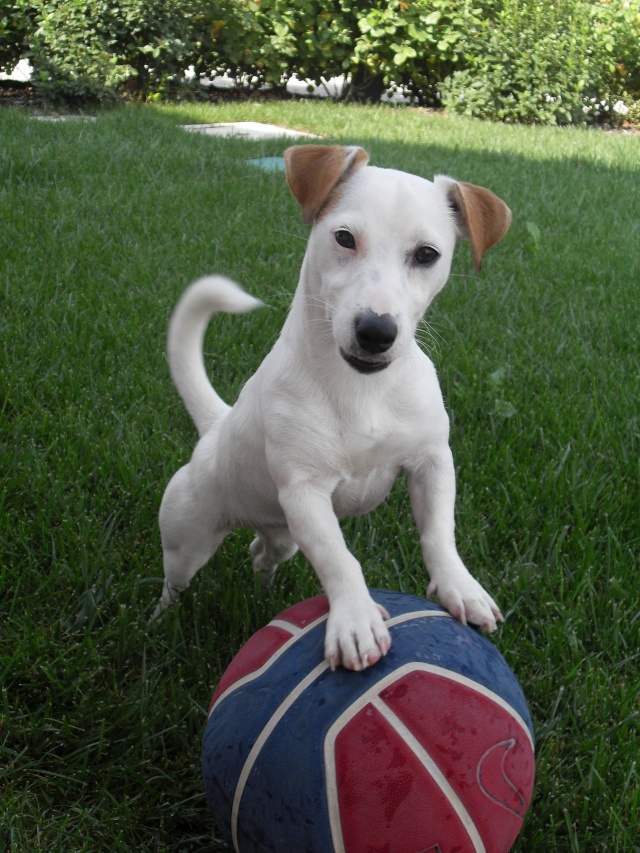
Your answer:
[199,0,374,96]
[2,0,639,119]
[0,0,34,75]
[590,0,640,99]
[29,0,130,102]
[28,0,205,103]
[205,0,485,106]
[186,0,261,85]
[194,0,350,92]
[441,0,638,125]
[350,0,479,104]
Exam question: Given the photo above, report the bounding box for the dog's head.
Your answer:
[284,145,511,375]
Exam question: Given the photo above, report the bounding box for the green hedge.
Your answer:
[204,0,483,103]
[441,0,640,125]
[0,1,34,74]
[2,0,639,123]
[19,0,210,102]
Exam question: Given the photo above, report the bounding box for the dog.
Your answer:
[154,145,511,672]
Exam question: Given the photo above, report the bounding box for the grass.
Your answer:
[1,98,639,851]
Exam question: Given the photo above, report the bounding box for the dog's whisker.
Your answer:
[274,228,308,243]
[305,295,332,311]
[305,324,333,336]
[416,334,443,349]
[303,313,332,326]
[305,327,335,344]
[415,318,446,357]
[310,330,337,347]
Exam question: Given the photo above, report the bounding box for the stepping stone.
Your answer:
[181,121,319,139]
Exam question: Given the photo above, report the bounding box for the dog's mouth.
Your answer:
[340,349,390,374]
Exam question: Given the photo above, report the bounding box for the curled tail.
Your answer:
[167,276,263,436]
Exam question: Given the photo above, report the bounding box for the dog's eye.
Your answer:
[414,245,440,266]
[335,230,356,250]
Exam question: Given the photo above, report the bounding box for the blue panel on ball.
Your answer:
[202,617,330,850]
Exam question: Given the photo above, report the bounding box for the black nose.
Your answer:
[355,311,398,354]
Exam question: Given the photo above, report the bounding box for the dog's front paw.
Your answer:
[324,596,391,672]
[428,570,503,632]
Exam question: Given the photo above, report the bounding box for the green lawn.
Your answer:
[1,99,639,851]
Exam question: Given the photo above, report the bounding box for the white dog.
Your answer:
[154,145,511,671]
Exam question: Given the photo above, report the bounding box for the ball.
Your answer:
[202,589,535,853]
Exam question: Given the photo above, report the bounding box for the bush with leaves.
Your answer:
[441,0,638,125]
[27,0,211,102]
[3,0,639,119]
[590,0,640,101]
[205,0,486,105]
[194,0,351,92]
[0,0,35,75]
[29,0,129,102]
[186,0,260,84]
[350,0,480,104]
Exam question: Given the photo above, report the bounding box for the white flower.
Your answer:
[613,100,629,115]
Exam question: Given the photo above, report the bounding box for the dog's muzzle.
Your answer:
[341,311,397,374]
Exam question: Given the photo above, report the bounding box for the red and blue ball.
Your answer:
[203,589,535,852]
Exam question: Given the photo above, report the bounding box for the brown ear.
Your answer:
[284,145,369,225]
[443,179,512,272]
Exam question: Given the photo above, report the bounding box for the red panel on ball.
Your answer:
[210,625,293,707]
[273,594,329,628]
[209,596,330,710]
[332,701,475,852]
[380,670,535,850]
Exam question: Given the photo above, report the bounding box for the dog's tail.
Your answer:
[167,276,263,437]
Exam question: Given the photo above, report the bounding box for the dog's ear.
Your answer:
[284,145,369,225]
[436,177,511,272]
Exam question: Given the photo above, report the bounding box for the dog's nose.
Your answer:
[355,311,398,354]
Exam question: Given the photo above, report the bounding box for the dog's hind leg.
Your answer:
[250,527,298,590]
[153,527,228,619]
[153,465,230,619]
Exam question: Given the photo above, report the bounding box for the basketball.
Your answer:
[202,589,535,852]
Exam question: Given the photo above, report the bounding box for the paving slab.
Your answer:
[31,115,97,122]
[181,121,319,139]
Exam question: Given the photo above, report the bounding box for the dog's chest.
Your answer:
[331,422,405,517]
